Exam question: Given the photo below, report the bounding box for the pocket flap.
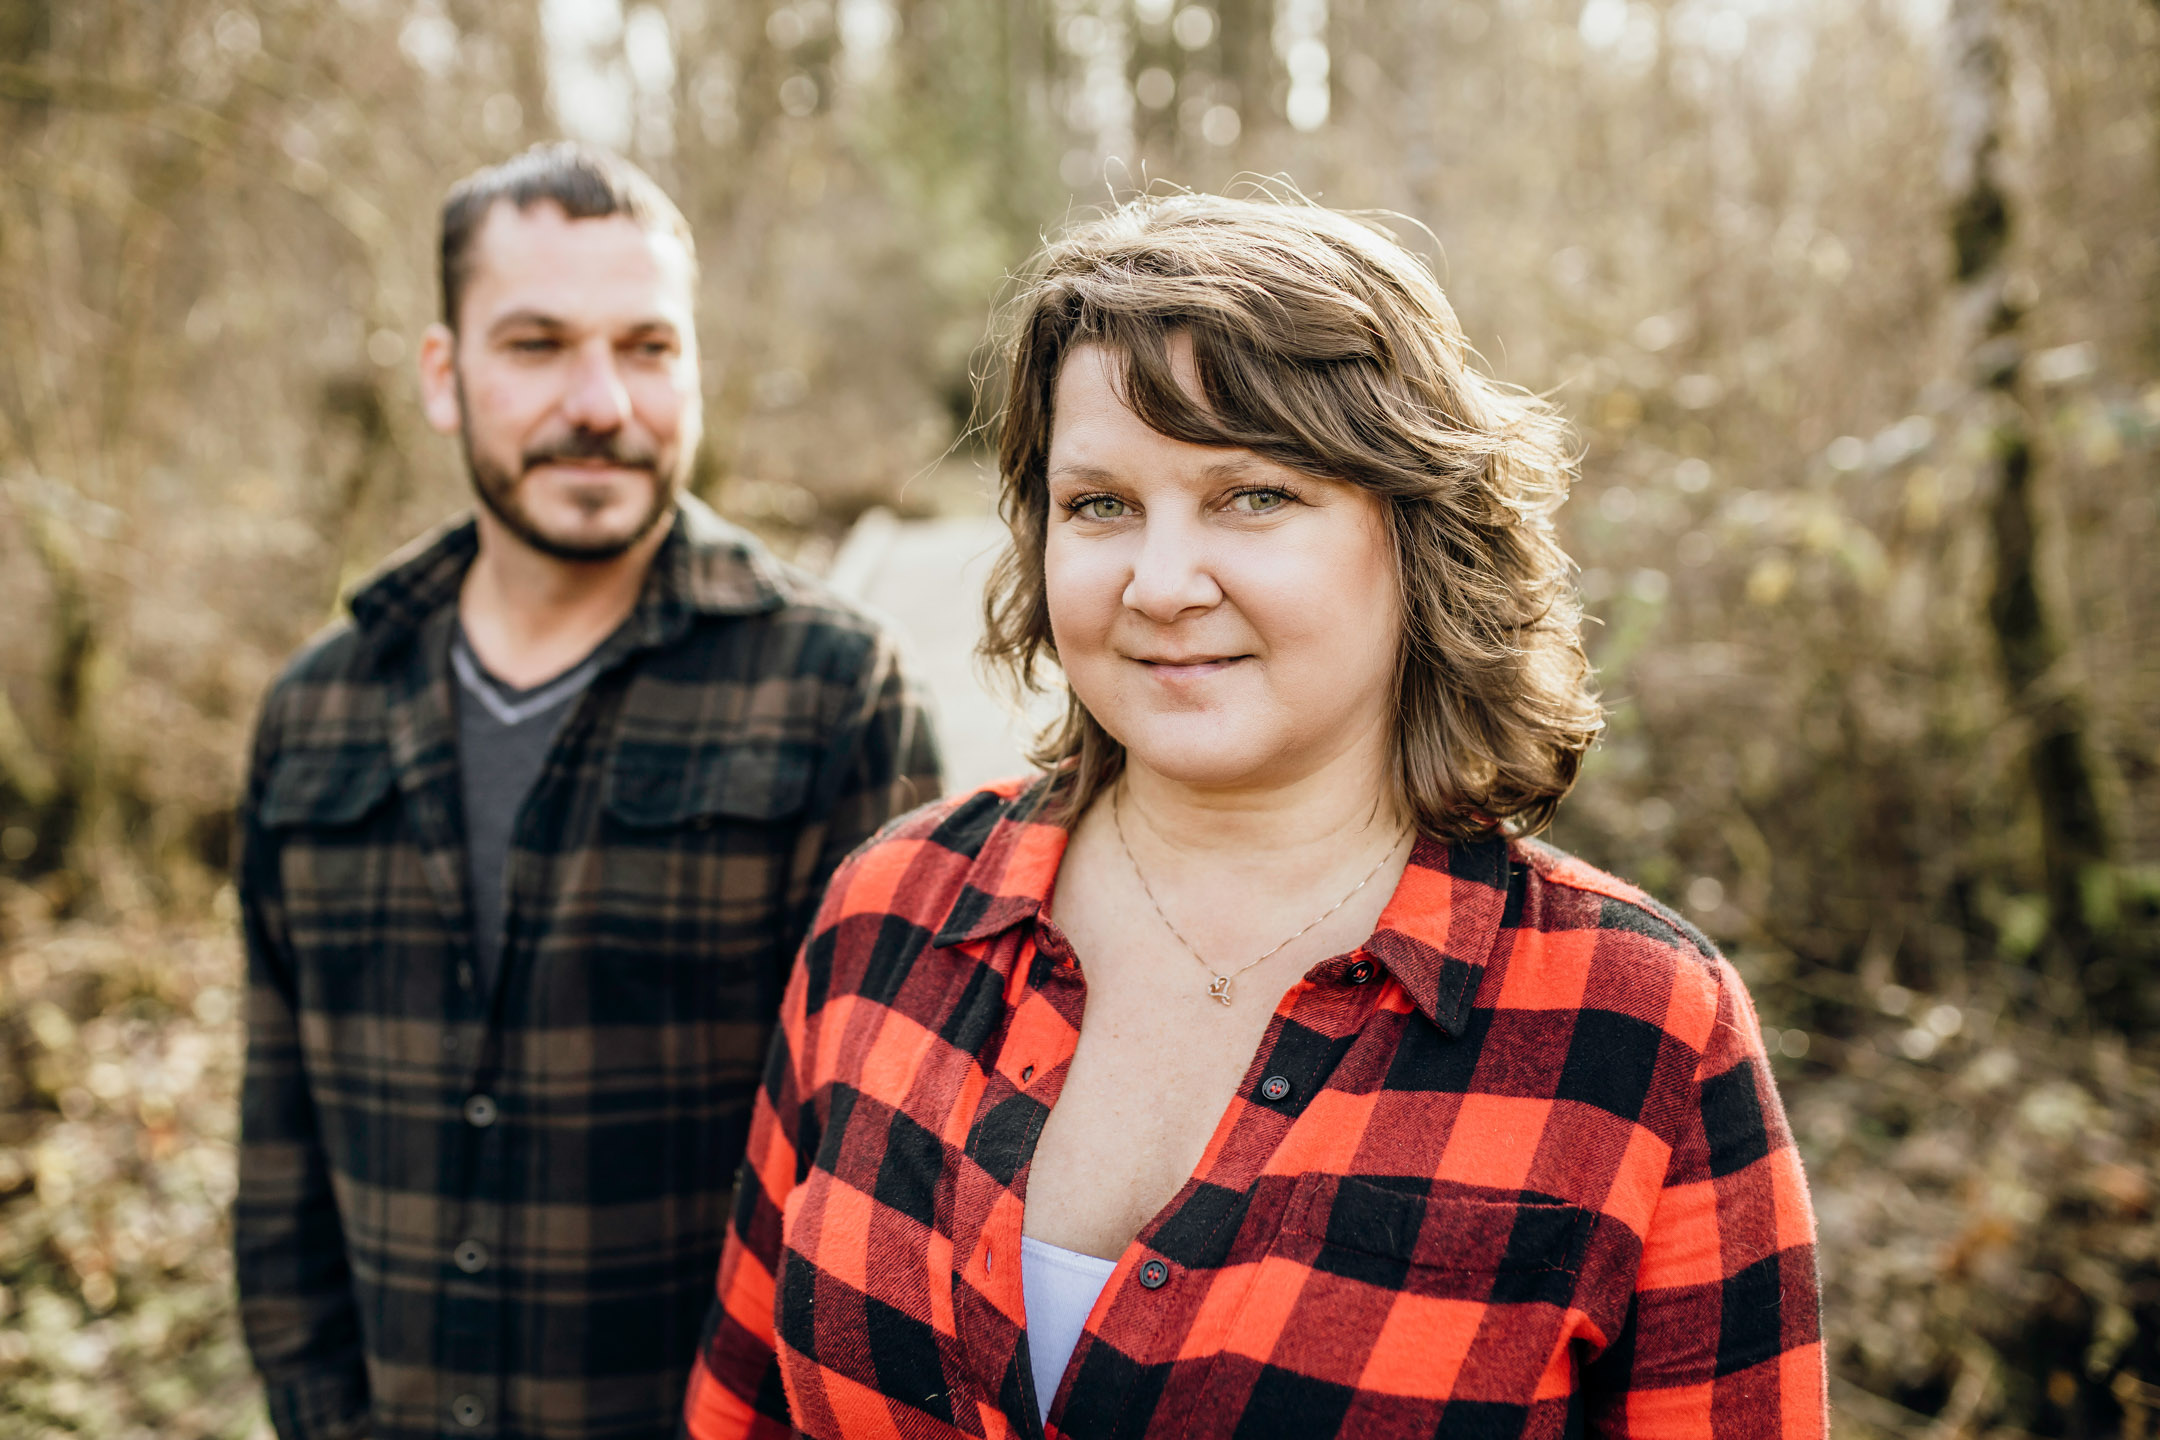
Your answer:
[605,742,816,828]
[260,748,396,830]
[1289,1175,1589,1273]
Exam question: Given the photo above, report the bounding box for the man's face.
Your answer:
[420,200,701,562]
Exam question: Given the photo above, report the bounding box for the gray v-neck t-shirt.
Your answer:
[451,627,604,993]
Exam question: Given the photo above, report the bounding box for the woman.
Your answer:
[685,194,1822,1439]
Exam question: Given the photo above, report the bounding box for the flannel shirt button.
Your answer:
[1020,1065,1035,1083]
[1347,959,1375,985]
[1259,1075,1292,1102]
[454,1239,489,1274]
[1139,1259,1169,1289]
[463,1094,498,1128]
[451,1394,485,1428]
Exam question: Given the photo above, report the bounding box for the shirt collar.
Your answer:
[1358,832,1513,1036]
[930,780,1513,1037]
[346,493,787,648]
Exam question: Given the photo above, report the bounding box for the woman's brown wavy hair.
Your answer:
[978,191,1601,841]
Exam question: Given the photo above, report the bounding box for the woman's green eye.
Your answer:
[1232,489,1291,513]
[1075,495,1129,520]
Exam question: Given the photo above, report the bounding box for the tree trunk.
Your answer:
[1944,0,2115,978]
[17,501,101,898]
[0,0,51,70]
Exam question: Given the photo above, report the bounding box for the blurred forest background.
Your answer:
[2,0,2158,1433]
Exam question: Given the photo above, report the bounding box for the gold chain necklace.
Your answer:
[1111,785,1405,1007]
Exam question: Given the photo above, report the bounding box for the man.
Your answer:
[234,144,941,1440]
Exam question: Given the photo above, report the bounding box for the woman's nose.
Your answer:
[1122,518,1223,621]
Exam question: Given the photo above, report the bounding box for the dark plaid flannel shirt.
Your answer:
[686,777,1825,1440]
[235,497,941,1440]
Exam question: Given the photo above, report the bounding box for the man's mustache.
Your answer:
[521,430,658,474]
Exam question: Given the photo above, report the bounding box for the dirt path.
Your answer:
[828,509,1052,796]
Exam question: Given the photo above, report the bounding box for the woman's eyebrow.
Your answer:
[1050,454,1272,482]
[1047,463,1119,484]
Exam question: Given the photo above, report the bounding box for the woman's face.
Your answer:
[1043,338,1402,795]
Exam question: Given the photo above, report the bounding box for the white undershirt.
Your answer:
[1020,1235,1119,1424]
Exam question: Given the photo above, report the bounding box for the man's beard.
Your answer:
[458,385,683,563]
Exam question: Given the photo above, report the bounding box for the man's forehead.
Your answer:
[464,199,695,320]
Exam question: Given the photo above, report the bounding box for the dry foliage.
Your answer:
[0,889,261,1438]
[3,0,2159,1434]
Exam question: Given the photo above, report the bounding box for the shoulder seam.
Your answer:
[1515,837,1720,962]
[270,619,366,690]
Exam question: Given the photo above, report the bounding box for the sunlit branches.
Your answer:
[1055,0,1136,189]
[1274,0,1328,132]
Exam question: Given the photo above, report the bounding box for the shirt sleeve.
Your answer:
[232,686,373,1440]
[691,615,937,1438]
[683,904,825,1439]
[1588,955,1826,1438]
[780,623,942,963]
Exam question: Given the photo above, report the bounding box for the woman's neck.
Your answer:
[1110,728,1407,884]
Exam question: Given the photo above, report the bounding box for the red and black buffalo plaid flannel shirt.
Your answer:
[685,777,1824,1439]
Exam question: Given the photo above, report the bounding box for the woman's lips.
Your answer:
[1132,655,1247,679]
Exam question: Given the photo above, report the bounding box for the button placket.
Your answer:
[449,1075,508,1388]
[1147,979,1366,1440]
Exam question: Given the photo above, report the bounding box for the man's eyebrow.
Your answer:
[486,310,568,337]
[484,313,682,339]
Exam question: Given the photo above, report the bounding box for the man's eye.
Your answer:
[509,338,559,355]
[1071,495,1131,520]
[1229,488,1292,513]
[630,341,673,359]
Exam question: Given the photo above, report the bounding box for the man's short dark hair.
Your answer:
[439,142,697,332]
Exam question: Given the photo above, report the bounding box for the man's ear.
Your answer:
[418,323,462,436]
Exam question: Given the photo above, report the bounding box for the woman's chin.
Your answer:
[1113,734,1304,796]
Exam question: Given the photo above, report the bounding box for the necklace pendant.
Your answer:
[1207,974,1234,1006]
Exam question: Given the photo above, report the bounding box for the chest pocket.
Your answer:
[1283,1175,1590,1301]
[259,748,403,956]
[594,742,818,977]
[1186,1176,1593,1438]
[603,740,816,829]
[260,747,397,831]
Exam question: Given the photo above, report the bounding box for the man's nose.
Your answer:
[1122,517,1222,621]
[561,339,630,432]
